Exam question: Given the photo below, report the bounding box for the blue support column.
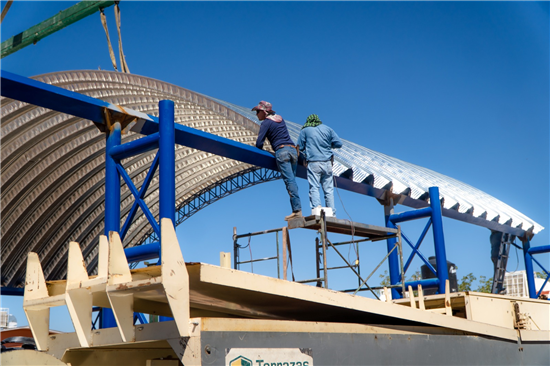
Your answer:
[105,122,121,234]
[159,100,175,225]
[102,121,121,329]
[429,187,448,294]
[522,240,537,299]
[385,204,402,299]
[158,100,175,321]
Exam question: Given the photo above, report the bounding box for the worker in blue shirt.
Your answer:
[253,101,302,220]
[297,114,343,216]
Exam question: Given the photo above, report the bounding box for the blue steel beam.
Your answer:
[1,70,152,125]
[0,287,25,296]
[0,70,532,238]
[528,245,550,255]
[109,133,160,160]
[389,207,432,224]
[133,117,279,172]
[125,242,161,263]
[401,278,440,292]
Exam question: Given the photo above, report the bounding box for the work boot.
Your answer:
[285,210,302,221]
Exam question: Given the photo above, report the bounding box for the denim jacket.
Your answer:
[297,124,343,162]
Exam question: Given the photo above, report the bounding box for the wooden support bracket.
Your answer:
[23,223,191,349]
[23,253,50,351]
[160,218,190,338]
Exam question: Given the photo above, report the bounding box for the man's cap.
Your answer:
[251,101,275,113]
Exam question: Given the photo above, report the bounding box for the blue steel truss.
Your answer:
[175,167,281,228]
[134,167,281,247]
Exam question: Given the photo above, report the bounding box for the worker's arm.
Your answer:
[331,129,343,149]
[297,130,307,160]
[255,121,269,149]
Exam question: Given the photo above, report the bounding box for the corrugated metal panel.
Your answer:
[213,97,542,235]
[0,70,543,288]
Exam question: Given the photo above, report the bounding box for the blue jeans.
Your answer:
[307,160,335,215]
[275,146,301,212]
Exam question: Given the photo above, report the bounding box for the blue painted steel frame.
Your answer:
[386,187,449,298]
[384,217,401,299]
[124,242,161,263]
[117,162,160,238]
[103,101,176,263]
[100,101,177,327]
[522,240,550,299]
[401,222,434,275]
[101,120,122,329]
[430,187,449,295]
[120,152,160,242]
[105,123,121,235]
[159,100,175,226]
[522,241,538,299]
[0,287,25,296]
[2,70,548,299]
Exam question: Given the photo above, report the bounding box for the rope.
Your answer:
[248,236,253,273]
[100,8,118,71]
[115,2,130,73]
[0,0,13,24]
[333,176,359,263]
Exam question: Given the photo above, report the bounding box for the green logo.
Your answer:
[229,356,253,366]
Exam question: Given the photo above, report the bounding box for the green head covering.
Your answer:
[302,114,322,129]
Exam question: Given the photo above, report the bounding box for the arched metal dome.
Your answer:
[0,70,543,288]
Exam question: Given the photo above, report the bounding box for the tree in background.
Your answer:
[458,273,476,291]
[379,270,390,287]
[476,275,493,293]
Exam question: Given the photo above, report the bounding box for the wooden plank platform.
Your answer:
[287,215,398,239]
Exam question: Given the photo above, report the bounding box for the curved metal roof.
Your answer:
[0,70,543,288]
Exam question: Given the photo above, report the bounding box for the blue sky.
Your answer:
[1,1,548,332]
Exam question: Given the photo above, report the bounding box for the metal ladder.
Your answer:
[492,233,513,294]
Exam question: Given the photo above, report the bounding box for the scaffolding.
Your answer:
[233,227,284,279]
[233,210,403,299]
